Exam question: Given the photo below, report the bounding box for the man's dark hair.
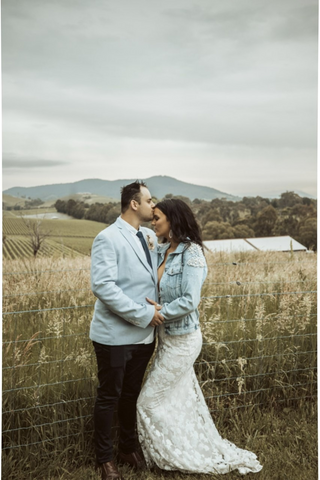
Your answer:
[121,180,147,213]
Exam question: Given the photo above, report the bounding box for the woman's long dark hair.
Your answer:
[155,198,204,251]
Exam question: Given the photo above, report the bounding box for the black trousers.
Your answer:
[92,340,155,464]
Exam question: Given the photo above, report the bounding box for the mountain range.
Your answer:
[3,176,238,202]
[3,176,316,203]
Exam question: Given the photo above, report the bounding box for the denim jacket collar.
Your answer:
[158,241,188,261]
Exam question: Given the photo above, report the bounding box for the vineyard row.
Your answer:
[3,238,83,260]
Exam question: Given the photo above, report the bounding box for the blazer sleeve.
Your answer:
[160,245,207,323]
[91,234,154,328]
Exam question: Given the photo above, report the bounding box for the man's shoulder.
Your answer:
[94,221,120,240]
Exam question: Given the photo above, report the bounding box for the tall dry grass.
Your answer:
[197,250,317,414]
[2,251,317,479]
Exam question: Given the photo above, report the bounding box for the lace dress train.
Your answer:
[137,326,262,475]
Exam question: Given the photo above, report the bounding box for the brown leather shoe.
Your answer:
[97,460,124,480]
[118,450,146,470]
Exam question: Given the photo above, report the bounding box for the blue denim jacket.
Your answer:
[158,241,207,335]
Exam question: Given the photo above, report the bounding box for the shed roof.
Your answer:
[204,239,256,253]
[245,236,307,252]
[204,236,307,253]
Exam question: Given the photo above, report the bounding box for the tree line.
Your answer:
[54,191,317,250]
[4,198,44,210]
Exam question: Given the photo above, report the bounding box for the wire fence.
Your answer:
[2,252,317,460]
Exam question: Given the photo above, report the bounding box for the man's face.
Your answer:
[136,187,155,222]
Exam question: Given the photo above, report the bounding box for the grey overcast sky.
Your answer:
[2,0,318,197]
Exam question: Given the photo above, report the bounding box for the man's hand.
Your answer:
[147,297,164,326]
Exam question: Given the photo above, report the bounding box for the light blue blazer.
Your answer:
[89,217,158,345]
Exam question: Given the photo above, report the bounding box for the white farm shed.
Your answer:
[204,236,307,253]
[204,238,256,253]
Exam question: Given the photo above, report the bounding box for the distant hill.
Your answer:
[3,176,238,202]
[257,190,316,200]
[2,193,27,207]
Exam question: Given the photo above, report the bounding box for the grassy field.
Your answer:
[39,405,318,480]
[2,192,116,210]
[3,215,107,237]
[3,194,28,208]
[2,406,317,480]
[3,215,107,258]
[7,207,58,215]
[2,251,317,479]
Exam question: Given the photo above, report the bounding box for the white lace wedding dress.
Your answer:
[137,324,262,475]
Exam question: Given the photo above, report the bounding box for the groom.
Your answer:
[90,181,163,480]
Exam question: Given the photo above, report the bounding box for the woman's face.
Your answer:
[152,207,171,238]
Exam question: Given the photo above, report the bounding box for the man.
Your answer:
[90,181,163,480]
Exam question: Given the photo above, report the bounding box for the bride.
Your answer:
[137,198,262,475]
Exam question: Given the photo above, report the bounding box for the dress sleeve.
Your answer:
[160,244,207,323]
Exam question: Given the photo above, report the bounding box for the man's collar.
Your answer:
[118,216,139,234]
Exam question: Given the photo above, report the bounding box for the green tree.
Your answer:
[106,205,121,224]
[278,191,302,208]
[202,221,235,240]
[274,215,299,239]
[25,198,44,208]
[302,197,312,206]
[202,209,223,225]
[72,203,85,219]
[299,218,317,251]
[253,205,277,237]
[233,224,255,238]
[55,199,67,213]
[66,199,77,216]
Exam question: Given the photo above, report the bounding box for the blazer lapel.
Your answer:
[116,220,155,281]
[140,230,159,283]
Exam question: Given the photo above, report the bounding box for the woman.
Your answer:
[137,199,262,475]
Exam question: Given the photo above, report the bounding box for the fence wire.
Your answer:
[2,254,317,455]
[2,257,316,275]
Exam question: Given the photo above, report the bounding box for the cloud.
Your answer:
[1,0,317,196]
[3,153,70,169]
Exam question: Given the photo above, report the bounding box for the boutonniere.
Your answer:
[146,234,155,251]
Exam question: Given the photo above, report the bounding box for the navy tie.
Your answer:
[136,231,152,269]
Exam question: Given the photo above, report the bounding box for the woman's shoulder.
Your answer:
[184,242,206,268]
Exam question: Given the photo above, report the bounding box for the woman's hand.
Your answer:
[146,297,161,309]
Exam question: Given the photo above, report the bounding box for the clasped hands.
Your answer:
[147,297,164,326]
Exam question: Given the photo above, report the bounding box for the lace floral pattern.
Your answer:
[137,326,262,475]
